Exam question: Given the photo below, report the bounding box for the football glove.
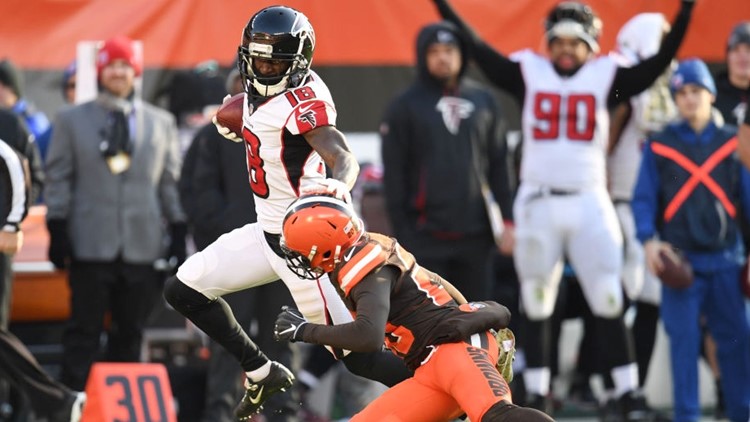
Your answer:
[274,306,309,343]
[300,178,352,203]
[212,94,243,143]
[494,328,516,383]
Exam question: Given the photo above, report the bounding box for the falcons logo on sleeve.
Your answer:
[436,97,475,135]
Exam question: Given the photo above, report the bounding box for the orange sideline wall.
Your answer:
[1,0,748,70]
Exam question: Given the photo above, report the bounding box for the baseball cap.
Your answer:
[669,58,716,97]
[96,36,143,77]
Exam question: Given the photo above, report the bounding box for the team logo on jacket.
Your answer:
[436,97,474,135]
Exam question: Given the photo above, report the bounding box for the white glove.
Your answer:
[212,94,243,143]
[301,178,352,203]
[212,115,242,143]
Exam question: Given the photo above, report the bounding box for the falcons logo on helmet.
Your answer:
[436,97,475,135]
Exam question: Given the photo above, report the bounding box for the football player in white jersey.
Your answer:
[433,0,694,419]
[163,6,411,420]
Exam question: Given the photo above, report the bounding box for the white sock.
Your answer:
[523,367,551,396]
[611,363,639,398]
[247,361,272,382]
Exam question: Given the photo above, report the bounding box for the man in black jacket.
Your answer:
[380,21,515,304]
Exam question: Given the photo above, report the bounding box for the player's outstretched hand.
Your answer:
[274,306,309,343]
[300,178,352,203]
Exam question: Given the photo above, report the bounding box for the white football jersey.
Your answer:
[607,70,676,200]
[240,70,336,233]
[517,50,617,190]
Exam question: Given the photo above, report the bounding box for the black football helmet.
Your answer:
[544,2,602,52]
[238,5,315,98]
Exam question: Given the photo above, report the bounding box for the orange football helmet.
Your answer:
[281,194,364,279]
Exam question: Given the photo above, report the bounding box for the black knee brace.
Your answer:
[163,276,267,371]
[163,275,213,314]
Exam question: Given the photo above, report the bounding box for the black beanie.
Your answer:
[0,59,23,98]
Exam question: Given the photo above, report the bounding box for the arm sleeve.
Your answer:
[302,266,395,352]
[632,142,661,243]
[433,0,525,102]
[608,1,694,107]
[0,140,28,226]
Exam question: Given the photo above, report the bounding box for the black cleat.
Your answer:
[617,391,668,422]
[235,362,295,421]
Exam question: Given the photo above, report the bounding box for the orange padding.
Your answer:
[83,363,177,422]
[0,0,742,68]
[10,273,70,322]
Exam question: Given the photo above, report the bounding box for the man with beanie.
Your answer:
[715,22,750,126]
[44,35,187,391]
[380,21,515,305]
[0,59,53,162]
[633,58,750,422]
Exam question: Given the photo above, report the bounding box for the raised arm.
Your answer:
[432,0,526,102]
[608,0,695,107]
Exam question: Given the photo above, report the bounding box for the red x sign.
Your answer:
[650,137,738,222]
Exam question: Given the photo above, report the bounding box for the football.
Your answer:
[214,93,245,136]
[657,248,693,289]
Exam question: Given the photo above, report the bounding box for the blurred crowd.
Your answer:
[0,1,748,422]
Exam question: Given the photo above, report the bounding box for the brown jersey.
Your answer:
[329,232,501,369]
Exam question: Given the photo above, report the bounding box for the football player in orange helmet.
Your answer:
[275,194,553,422]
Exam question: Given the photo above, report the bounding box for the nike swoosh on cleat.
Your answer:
[248,385,264,405]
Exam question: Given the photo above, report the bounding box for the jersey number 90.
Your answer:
[533,92,596,142]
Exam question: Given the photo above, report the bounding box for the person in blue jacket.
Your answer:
[632,58,750,422]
